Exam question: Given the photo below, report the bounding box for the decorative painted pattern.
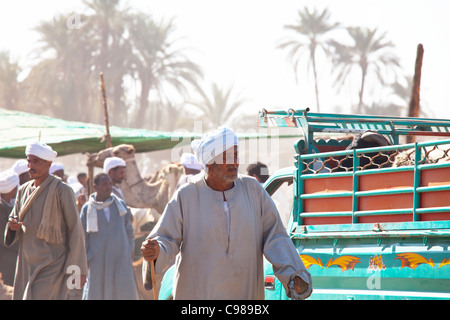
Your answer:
[395,253,435,270]
[299,253,450,271]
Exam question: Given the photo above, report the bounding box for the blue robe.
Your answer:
[80,196,137,300]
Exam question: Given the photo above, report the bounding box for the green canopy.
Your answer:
[0,108,292,159]
[0,108,203,158]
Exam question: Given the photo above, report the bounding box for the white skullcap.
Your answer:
[12,159,28,175]
[25,142,57,162]
[0,170,19,194]
[180,153,203,171]
[191,126,238,168]
[50,162,64,174]
[103,157,126,173]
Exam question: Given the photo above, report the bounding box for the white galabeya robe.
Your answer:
[146,173,312,300]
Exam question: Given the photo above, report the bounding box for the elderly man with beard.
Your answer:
[4,142,87,300]
[141,126,312,300]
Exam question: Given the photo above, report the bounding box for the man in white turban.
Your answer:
[50,162,65,181]
[191,126,239,170]
[0,170,19,200]
[79,173,136,300]
[12,159,31,185]
[4,141,88,299]
[0,170,20,286]
[176,152,202,189]
[103,157,126,200]
[141,126,312,300]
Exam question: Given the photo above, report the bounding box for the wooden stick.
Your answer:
[407,44,424,143]
[100,72,112,148]
[150,261,158,300]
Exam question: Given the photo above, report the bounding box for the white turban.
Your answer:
[50,162,64,174]
[180,153,203,171]
[0,170,19,194]
[25,142,57,162]
[12,159,28,175]
[103,157,126,174]
[191,126,239,168]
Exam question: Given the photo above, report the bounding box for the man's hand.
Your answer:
[7,216,23,232]
[293,275,309,295]
[141,239,160,262]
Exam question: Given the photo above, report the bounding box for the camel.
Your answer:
[87,144,183,211]
[393,144,450,167]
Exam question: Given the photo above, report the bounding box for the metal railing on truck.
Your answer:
[257,109,450,232]
[258,108,450,152]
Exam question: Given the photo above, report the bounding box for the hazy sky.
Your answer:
[1,0,450,120]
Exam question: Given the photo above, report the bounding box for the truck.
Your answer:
[158,109,450,300]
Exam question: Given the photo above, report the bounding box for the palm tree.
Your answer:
[0,51,21,109]
[330,27,401,113]
[388,75,432,118]
[188,82,247,129]
[31,14,98,121]
[128,13,203,129]
[278,7,339,112]
[21,0,202,130]
[82,0,134,125]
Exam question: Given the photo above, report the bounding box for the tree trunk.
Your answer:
[407,44,424,143]
[358,68,367,114]
[311,54,321,113]
[136,79,150,128]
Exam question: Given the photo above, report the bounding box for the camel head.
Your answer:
[86,144,136,168]
[111,144,136,160]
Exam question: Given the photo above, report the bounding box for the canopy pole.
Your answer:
[84,72,112,196]
[100,72,112,148]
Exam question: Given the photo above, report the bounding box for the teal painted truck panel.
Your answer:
[264,234,450,300]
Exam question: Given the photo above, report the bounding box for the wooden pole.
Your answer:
[87,164,94,196]
[100,72,112,148]
[407,44,424,143]
[150,261,158,300]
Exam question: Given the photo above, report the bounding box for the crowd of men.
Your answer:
[1,126,312,300]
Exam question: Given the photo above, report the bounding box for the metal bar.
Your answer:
[299,211,353,218]
[295,155,304,226]
[355,208,413,216]
[355,188,414,197]
[352,149,359,224]
[301,192,353,199]
[416,206,450,214]
[413,143,421,221]
[417,185,450,193]
[291,229,450,240]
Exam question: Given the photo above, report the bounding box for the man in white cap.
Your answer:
[0,170,20,286]
[141,126,312,300]
[12,159,31,185]
[4,142,88,300]
[176,152,202,189]
[79,173,137,300]
[50,162,66,182]
[103,157,126,200]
